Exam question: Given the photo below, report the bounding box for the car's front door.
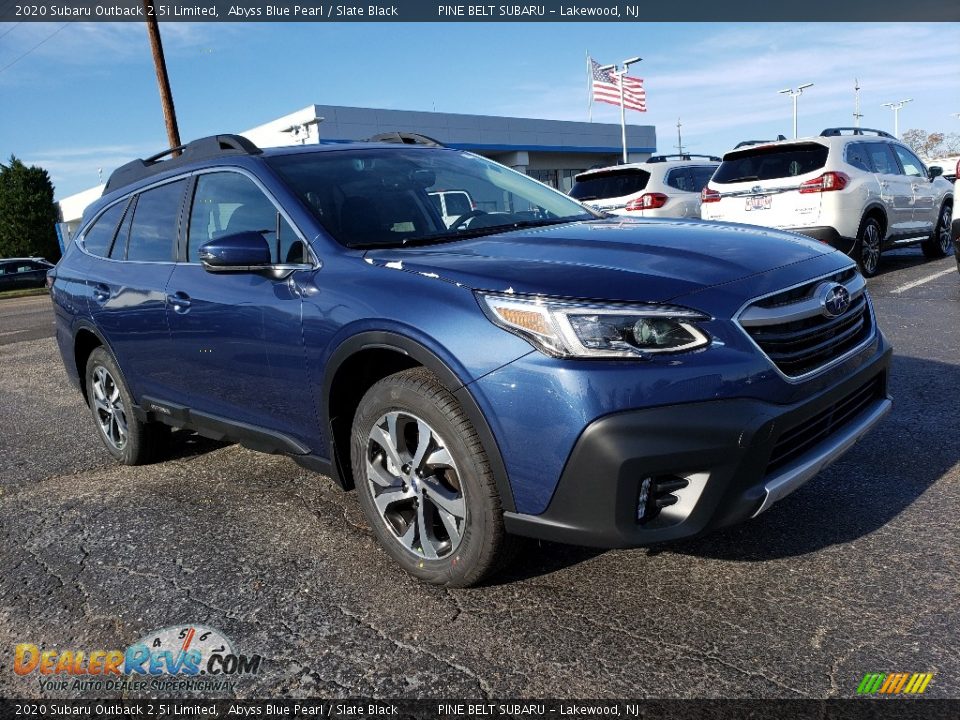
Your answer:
[892,143,936,234]
[865,142,914,239]
[162,170,317,451]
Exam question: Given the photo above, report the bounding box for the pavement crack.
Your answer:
[335,603,492,698]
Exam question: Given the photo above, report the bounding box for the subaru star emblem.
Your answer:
[751,185,762,193]
[819,283,851,318]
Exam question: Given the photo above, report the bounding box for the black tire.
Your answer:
[351,368,514,587]
[85,346,168,465]
[855,216,883,277]
[921,203,953,259]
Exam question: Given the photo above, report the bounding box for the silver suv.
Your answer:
[701,128,954,276]
[570,155,720,219]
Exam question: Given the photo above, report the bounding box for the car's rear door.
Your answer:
[86,180,186,402]
[161,169,316,450]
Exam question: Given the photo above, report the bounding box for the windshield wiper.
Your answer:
[398,216,591,247]
[722,175,760,183]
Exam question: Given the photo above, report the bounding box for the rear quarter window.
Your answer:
[713,144,829,184]
[81,201,128,257]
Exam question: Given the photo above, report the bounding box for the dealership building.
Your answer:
[58,104,657,234]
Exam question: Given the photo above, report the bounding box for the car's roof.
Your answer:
[1,257,49,263]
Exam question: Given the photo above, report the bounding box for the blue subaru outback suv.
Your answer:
[50,134,892,586]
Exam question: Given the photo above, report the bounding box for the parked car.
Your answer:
[953,164,960,274]
[569,155,720,219]
[427,189,476,227]
[50,134,892,587]
[927,156,958,184]
[0,257,54,291]
[701,128,954,277]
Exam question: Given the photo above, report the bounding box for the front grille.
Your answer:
[739,270,874,377]
[766,374,884,475]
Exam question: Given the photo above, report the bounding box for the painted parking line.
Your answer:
[890,268,956,295]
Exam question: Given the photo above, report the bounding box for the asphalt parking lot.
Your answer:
[1,251,958,700]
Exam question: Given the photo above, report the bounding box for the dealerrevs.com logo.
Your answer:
[857,672,935,695]
[14,624,261,694]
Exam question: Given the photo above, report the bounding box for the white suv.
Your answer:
[700,128,954,276]
[569,155,720,219]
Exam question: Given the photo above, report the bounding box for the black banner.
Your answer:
[2,700,960,720]
[0,0,957,22]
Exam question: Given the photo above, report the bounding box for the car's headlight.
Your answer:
[477,292,711,359]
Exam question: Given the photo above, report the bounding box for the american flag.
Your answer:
[590,58,646,112]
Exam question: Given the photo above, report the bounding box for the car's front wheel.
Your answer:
[351,368,514,587]
[85,346,168,465]
[856,216,883,277]
[922,203,953,259]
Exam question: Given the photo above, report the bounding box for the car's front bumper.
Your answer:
[502,342,892,548]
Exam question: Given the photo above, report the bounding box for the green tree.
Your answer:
[0,155,61,262]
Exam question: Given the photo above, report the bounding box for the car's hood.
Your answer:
[363,218,838,304]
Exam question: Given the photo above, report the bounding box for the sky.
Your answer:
[1,21,958,199]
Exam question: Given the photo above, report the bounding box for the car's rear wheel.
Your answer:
[856,217,883,277]
[85,347,168,465]
[351,368,514,587]
[921,203,953,259]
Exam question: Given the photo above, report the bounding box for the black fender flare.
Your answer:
[322,331,516,513]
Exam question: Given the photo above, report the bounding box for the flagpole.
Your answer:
[586,51,593,123]
[618,73,627,163]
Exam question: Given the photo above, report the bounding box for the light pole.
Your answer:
[881,99,912,139]
[778,83,814,139]
[600,56,641,163]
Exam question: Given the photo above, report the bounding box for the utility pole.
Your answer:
[675,118,684,155]
[143,0,181,153]
[853,79,863,128]
[881,98,912,139]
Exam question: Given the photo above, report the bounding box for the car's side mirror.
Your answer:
[199,232,272,273]
[928,166,943,181]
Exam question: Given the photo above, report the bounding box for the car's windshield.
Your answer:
[267,147,597,248]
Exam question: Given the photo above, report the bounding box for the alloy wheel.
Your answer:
[91,365,128,449]
[861,223,881,276]
[365,411,465,560]
[938,206,953,255]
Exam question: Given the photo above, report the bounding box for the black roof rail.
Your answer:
[647,153,721,163]
[820,127,894,139]
[733,135,788,149]
[366,132,445,147]
[104,134,262,194]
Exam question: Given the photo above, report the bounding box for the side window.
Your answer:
[866,143,898,175]
[846,143,872,172]
[81,201,128,257]
[892,145,925,178]
[127,180,187,262]
[187,172,303,264]
[665,169,691,192]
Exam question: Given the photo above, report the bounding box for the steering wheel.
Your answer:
[449,209,488,230]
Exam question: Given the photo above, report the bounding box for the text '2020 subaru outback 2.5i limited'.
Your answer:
[49,134,893,586]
